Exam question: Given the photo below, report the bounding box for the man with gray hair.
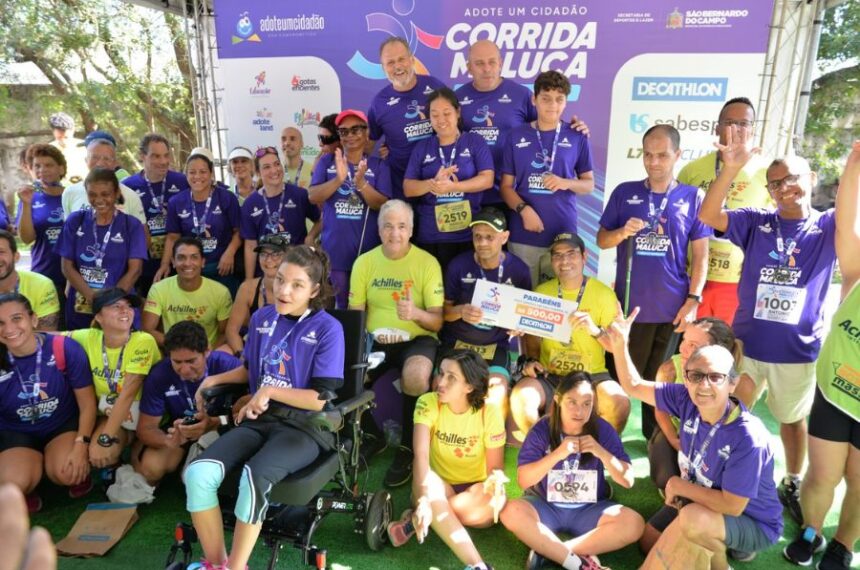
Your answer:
[699,128,839,526]
[349,199,443,487]
[61,131,148,229]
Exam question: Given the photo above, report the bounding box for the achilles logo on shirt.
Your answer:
[627,194,644,205]
[515,137,531,149]
[387,97,400,106]
[498,94,512,103]
[435,430,478,450]
[370,277,404,289]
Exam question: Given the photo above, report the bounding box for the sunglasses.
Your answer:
[337,125,368,138]
[683,369,731,386]
[766,172,810,192]
[318,133,339,146]
[255,146,279,159]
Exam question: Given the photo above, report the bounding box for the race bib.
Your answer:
[435,200,471,233]
[547,469,597,504]
[548,346,586,375]
[754,283,806,325]
[454,339,497,360]
[371,327,412,344]
[707,238,743,282]
[149,235,166,260]
[201,237,217,254]
[76,267,109,314]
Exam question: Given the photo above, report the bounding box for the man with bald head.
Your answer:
[280,126,314,188]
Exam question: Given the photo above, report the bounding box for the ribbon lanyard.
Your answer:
[290,160,304,186]
[144,175,167,212]
[262,186,287,231]
[181,363,208,414]
[689,404,732,475]
[101,335,128,396]
[476,254,504,283]
[344,155,368,190]
[9,334,44,424]
[558,276,588,307]
[644,179,676,230]
[91,210,117,268]
[534,122,561,174]
[261,309,311,378]
[564,453,582,473]
[191,190,214,237]
[773,214,805,270]
[437,137,458,168]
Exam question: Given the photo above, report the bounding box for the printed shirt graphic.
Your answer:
[17,192,65,284]
[240,183,320,245]
[815,280,860,421]
[311,155,391,271]
[123,170,190,261]
[144,276,232,348]
[166,187,241,265]
[414,392,505,485]
[724,208,836,363]
[502,121,593,246]
[0,335,92,436]
[67,329,158,401]
[599,181,712,323]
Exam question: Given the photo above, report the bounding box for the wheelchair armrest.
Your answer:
[201,383,249,418]
[305,390,376,432]
[201,383,248,400]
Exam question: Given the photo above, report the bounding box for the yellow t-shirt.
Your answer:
[349,245,444,342]
[284,160,315,189]
[67,329,159,400]
[534,278,617,375]
[144,276,232,347]
[18,270,60,318]
[414,392,505,485]
[677,151,772,283]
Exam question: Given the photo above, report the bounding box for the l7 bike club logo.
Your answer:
[347,0,443,80]
[233,12,262,44]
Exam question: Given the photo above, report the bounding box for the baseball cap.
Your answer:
[469,207,507,232]
[92,287,142,315]
[253,234,290,253]
[49,112,75,131]
[335,109,368,126]
[549,232,586,253]
[79,130,117,148]
[228,146,254,161]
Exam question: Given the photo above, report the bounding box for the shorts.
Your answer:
[809,387,860,449]
[369,336,439,382]
[648,505,775,553]
[523,494,617,537]
[507,242,553,286]
[739,356,815,424]
[697,281,739,325]
[440,339,511,381]
[536,371,613,407]
[0,415,78,453]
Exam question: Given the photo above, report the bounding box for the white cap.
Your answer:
[188,146,214,163]
[228,147,254,161]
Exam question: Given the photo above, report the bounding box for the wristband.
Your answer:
[515,202,528,214]
[686,293,703,303]
[74,435,91,445]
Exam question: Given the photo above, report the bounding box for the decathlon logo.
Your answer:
[632,77,728,102]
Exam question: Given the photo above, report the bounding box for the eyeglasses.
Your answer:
[318,133,339,145]
[767,172,809,192]
[718,119,754,129]
[255,146,279,158]
[337,125,368,138]
[258,250,285,260]
[684,369,731,385]
[550,250,582,261]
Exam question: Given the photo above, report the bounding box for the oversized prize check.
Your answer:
[470,278,576,342]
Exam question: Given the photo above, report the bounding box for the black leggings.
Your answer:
[185,418,320,524]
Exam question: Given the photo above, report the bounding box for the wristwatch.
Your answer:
[687,293,703,303]
[515,202,528,214]
[97,434,120,448]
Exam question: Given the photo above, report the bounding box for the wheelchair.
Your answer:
[165,309,393,570]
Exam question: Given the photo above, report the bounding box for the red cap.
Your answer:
[335,109,368,126]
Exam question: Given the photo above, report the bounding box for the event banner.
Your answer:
[212,0,774,277]
[471,278,577,341]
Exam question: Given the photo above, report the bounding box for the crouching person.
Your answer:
[134,321,241,486]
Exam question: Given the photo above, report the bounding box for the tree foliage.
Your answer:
[802,0,860,182]
[0,0,195,169]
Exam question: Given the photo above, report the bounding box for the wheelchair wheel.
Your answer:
[364,490,392,551]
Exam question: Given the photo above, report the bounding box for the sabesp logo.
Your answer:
[632,77,728,102]
[629,114,718,134]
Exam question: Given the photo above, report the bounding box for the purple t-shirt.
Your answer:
[243,306,344,407]
[655,383,783,542]
[442,251,532,346]
[122,170,189,239]
[404,132,494,244]
[139,351,242,421]
[166,187,241,265]
[599,181,713,323]
[724,208,836,363]
[456,79,537,202]
[0,335,93,436]
[311,154,391,271]
[367,75,448,199]
[502,121,593,246]
[240,184,320,246]
[17,192,65,285]
[56,210,148,329]
[518,416,627,506]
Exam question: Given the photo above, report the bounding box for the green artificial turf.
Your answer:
[35,399,850,570]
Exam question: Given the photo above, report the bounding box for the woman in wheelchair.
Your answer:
[500,372,643,570]
[387,349,506,570]
[184,245,345,570]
